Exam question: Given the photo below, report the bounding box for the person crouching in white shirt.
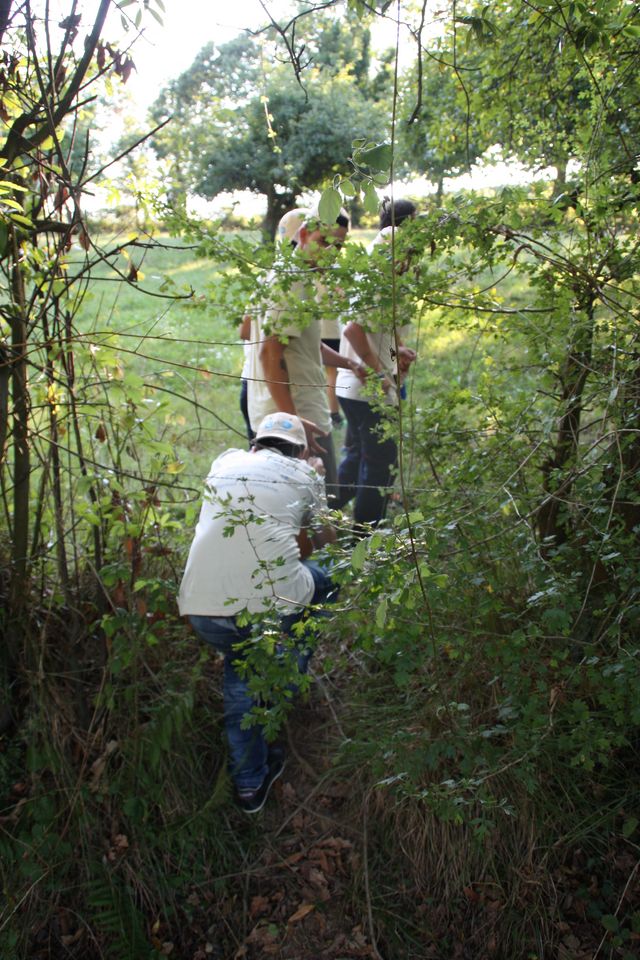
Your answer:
[177,412,336,814]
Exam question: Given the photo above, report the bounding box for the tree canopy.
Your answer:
[395,0,640,194]
[150,17,389,234]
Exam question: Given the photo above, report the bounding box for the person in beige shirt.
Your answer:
[248,207,365,497]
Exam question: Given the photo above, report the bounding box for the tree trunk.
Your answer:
[537,293,595,548]
[0,0,14,47]
[551,157,568,201]
[606,350,640,536]
[9,229,29,607]
[0,339,8,466]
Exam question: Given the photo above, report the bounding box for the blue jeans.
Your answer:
[189,561,335,791]
[336,397,397,527]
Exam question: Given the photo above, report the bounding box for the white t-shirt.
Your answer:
[178,448,326,617]
[336,229,412,406]
[240,338,252,380]
[317,277,341,341]
[240,316,259,381]
[247,272,332,432]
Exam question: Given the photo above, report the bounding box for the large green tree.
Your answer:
[150,22,388,235]
[397,54,484,200]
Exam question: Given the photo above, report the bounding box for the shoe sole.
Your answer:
[238,760,285,815]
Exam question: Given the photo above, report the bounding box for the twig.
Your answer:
[273,771,333,838]
[0,870,49,933]
[363,788,385,960]
[313,673,348,741]
[79,118,172,188]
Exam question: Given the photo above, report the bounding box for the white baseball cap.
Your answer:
[255,412,307,449]
[276,208,309,245]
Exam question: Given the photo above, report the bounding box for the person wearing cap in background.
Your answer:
[177,412,336,814]
[247,207,366,500]
[234,213,305,447]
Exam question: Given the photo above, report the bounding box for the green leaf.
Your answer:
[622,817,638,839]
[340,179,356,197]
[318,187,342,224]
[375,598,388,628]
[9,212,34,228]
[123,796,147,821]
[363,182,379,215]
[601,915,619,933]
[351,538,367,571]
[356,142,393,171]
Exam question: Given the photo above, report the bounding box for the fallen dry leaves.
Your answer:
[287,902,315,924]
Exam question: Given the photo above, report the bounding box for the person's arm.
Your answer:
[297,520,336,557]
[311,523,337,548]
[297,528,314,559]
[343,321,393,392]
[320,341,367,382]
[259,336,296,413]
[238,314,252,340]
[259,336,326,451]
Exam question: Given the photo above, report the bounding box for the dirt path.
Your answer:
[223,677,378,960]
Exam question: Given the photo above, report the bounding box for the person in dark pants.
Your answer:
[335,199,418,529]
[178,412,336,813]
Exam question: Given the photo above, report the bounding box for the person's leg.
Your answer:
[335,397,365,509]
[316,430,339,505]
[353,404,398,527]
[189,615,268,792]
[303,558,338,606]
[280,560,338,674]
[321,337,342,424]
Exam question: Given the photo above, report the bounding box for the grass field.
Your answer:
[74,234,255,490]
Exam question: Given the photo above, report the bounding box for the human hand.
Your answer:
[307,456,326,476]
[350,359,369,383]
[397,346,417,373]
[300,418,327,455]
